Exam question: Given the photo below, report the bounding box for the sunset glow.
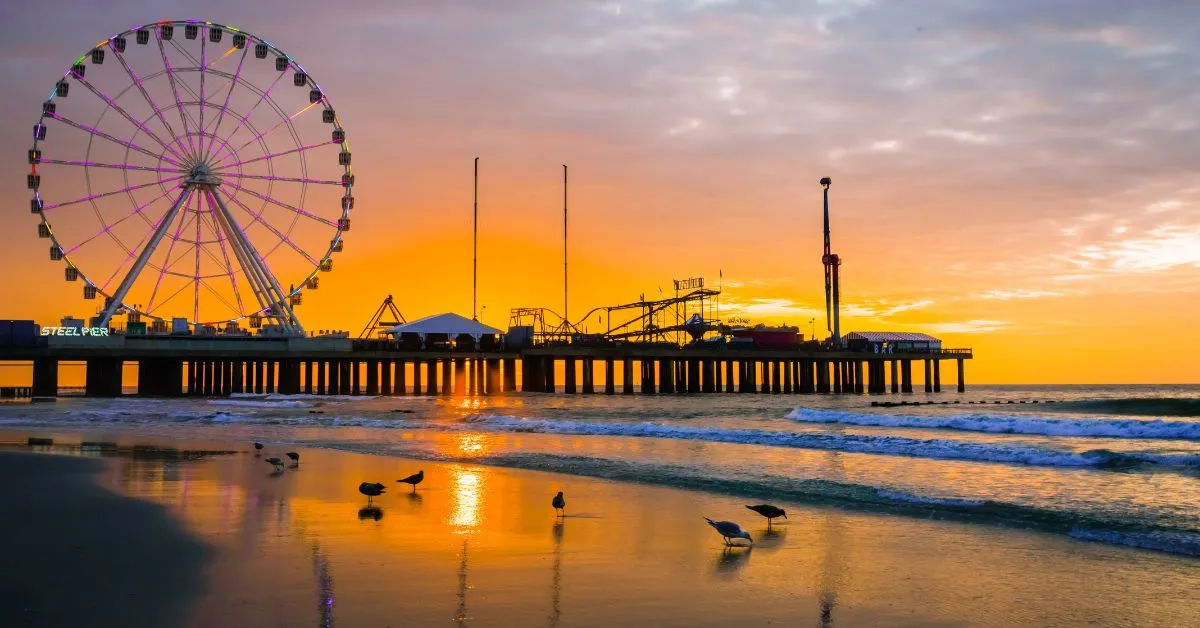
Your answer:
[2,2,1198,383]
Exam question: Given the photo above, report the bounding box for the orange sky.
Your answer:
[1,2,1198,383]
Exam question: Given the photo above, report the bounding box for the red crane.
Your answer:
[820,177,841,346]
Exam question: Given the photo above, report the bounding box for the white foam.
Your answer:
[1069,527,1200,557]
[459,414,1197,469]
[787,408,1200,440]
[208,399,312,409]
[875,489,986,507]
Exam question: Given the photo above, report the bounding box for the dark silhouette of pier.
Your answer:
[1,334,969,398]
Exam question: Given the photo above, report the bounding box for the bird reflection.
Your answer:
[454,538,470,627]
[549,520,563,627]
[755,525,788,549]
[357,506,384,521]
[406,491,424,508]
[815,451,847,628]
[312,542,334,628]
[713,546,752,577]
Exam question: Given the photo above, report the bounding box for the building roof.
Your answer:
[844,331,941,343]
[384,312,503,338]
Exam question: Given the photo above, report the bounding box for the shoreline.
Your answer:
[6,423,1199,559]
[2,429,1198,626]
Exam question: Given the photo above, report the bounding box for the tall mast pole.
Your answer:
[563,164,568,327]
[473,157,479,321]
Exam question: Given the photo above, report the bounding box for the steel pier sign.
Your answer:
[41,326,110,337]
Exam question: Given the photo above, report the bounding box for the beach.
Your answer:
[2,429,1197,627]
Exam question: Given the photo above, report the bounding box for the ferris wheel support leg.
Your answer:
[208,187,306,336]
[97,187,194,328]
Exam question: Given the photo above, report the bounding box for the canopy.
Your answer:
[844,331,940,343]
[384,312,502,340]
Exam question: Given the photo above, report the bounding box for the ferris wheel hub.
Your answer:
[185,162,220,187]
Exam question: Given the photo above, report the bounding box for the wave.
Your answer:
[459,414,1200,470]
[1054,397,1200,417]
[6,407,1197,470]
[208,399,312,409]
[787,408,1200,440]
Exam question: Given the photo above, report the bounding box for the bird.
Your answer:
[286,452,300,465]
[552,491,565,517]
[265,457,285,471]
[253,442,264,455]
[705,517,753,546]
[359,482,386,506]
[397,470,424,493]
[745,504,787,526]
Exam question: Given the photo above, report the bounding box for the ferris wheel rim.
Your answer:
[29,19,354,328]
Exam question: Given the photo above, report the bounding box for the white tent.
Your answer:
[383,312,503,340]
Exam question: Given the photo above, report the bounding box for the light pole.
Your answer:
[809,317,816,341]
[480,305,487,325]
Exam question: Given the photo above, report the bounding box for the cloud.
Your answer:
[924,319,1012,334]
[720,297,821,319]
[976,289,1064,300]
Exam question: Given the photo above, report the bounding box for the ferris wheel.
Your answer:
[27,20,354,335]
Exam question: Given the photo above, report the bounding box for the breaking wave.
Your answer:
[786,408,1200,440]
[458,414,1200,470]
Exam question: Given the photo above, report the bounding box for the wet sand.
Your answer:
[0,450,210,628]
[2,431,1198,627]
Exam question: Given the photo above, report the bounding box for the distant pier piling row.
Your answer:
[4,339,970,398]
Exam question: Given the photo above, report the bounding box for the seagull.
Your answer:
[286,452,300,465]
[397,470,424,493]
[359,482,386,506]
[265,457,285,471]
[745,504,787,527]
[705,517,753,546]
[552,491,565,517]
[253,442,264,455]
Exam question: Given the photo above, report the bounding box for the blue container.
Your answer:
[9,320,37,347]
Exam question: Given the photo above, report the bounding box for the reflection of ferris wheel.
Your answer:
[28,20,353,335]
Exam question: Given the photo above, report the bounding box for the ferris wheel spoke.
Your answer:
[51,114,186,167]
[219,172,342,186]
[145,277,194,317]
[220,181,337,227]
[206,70,286,165]
[208,188,301,330]
[146,193,197,312]
[198,276,241,318]
[42,175,184,212]
[211,141,334,171]
[223,190,321,266]
[198,27,207,164]
[40,158,183,174]
[204,202,247,317]
[229,101,320,157]
[110,46,185,159]
[202,45,249,165]
[69,70,189,164]
[156,29,199,161]
[65,186,179,255]
[95,187,195,326]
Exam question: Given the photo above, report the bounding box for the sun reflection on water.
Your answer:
[448,466,484,533]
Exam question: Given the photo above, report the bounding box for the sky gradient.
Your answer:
[2,1,1198,383]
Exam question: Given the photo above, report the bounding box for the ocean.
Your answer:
[3,384,1198,557]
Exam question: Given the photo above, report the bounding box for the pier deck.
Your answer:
[0,336,971,397]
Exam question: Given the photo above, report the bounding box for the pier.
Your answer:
[0,336,971,398]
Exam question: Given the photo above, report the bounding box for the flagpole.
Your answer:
[473,157,479,321]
